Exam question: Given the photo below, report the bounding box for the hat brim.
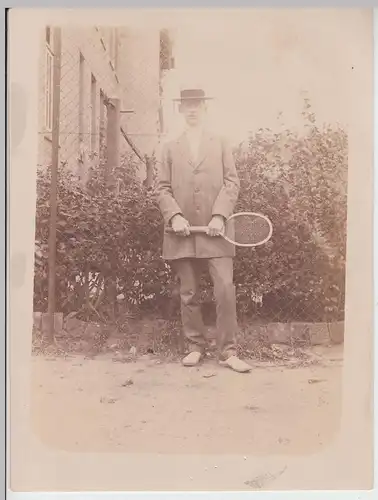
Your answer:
[173,96,214,101]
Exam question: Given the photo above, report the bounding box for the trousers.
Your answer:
[172,257,237,358]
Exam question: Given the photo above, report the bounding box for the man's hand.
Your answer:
[207,215,225,237]
[171,214,190,236]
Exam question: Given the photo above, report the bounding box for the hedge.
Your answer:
[34,108,347,324]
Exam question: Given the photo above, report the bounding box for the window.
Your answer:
[78,53,85,142]
[160,29,174,71]
[90,74,97,152]
[44,39,54,131]
[158,105,164,134]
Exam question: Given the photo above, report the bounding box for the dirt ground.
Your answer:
[30,344,343,457]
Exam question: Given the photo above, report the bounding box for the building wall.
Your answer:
[117,27,161,171]
[38,26,162,181]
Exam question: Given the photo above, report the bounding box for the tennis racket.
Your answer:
[166,212,273,247]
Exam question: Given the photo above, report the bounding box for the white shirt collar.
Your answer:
[185,124,204,137]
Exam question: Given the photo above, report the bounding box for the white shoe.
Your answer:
[219,355,252,373]
[182,351,202,367]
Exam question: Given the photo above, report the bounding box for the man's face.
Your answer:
[179,99,207,127]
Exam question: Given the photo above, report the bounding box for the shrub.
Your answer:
[232,117,347,322]
[34,154,174,322]
[34,106,347,324]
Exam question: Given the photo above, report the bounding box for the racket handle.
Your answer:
[188,226,208,233]
[165,226,209,234]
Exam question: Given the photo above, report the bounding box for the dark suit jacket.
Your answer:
[156,130,240,260]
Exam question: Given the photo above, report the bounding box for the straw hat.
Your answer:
[173,87,214,102]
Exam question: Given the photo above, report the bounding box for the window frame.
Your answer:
[44,42,54,132]
[78,52,85,143]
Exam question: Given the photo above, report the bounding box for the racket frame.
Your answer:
[223,211,273,247]
[166,211,273,247]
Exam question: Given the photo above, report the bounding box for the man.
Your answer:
[156,88,251,373]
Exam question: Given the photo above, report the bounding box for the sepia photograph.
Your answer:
[8,7,373,493]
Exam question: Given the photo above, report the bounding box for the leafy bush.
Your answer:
[232,115,347,322]
[34,105,347,324]
[34,154,174,322]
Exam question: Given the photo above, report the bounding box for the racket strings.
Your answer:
[232,214,272,245]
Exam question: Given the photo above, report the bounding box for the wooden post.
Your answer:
[104,98,121,318]
[145,155,154,189]
[47,27,62,343]
[105,97,121,190]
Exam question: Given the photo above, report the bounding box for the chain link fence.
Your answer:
[34,26,347,348]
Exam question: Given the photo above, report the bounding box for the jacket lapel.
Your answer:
[176,133,194,167]
[193,131,212,170]
[175,130,212,169]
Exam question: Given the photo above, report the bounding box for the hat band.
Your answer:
[180,89,207,100]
